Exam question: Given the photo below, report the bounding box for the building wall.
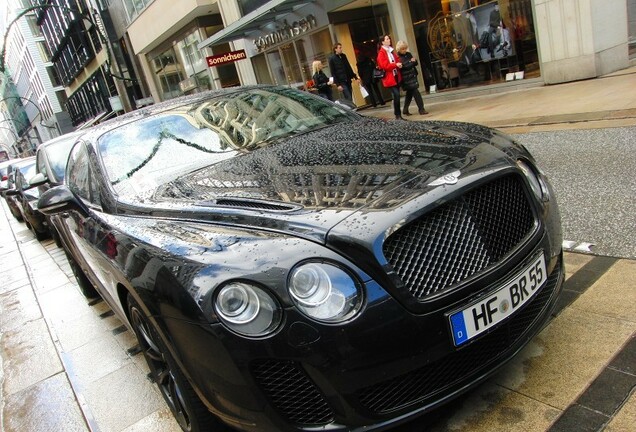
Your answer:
[534,0,629,83]
[4,7,63,146]
[127,0,217,54]
[629,0,636,43]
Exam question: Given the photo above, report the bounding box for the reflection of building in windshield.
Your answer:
[106,88,349,189]
[192,89,342,149]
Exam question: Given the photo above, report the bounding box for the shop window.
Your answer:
[151,47,185,100]
[408,0,539,92]
[253,28,332,89]
[238,0,270,16]
[252,54,273,84]
[121,0,152,23]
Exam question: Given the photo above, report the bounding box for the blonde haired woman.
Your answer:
[395,40,428,115]
[312,60,333,101]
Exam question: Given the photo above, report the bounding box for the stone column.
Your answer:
[534,0,629,83]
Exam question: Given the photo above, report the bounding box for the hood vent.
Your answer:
[198,198,300,212]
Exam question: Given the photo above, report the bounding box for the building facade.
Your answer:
[26,0,143,128]
[0,0,75,155]
[112,0,632,106]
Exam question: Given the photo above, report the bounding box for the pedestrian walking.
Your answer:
[356,54,385,107]
[376,34,404,120]
[395,40,428,116]
[328,43,358,102]
[312,60,333,101]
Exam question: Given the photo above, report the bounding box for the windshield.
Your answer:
[97,87,358,203]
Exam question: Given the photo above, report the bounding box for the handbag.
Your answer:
[372,68,385,80]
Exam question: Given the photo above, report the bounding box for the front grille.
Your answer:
[357,261,562,414]
[252,359,334,426]
[383,175,535,299]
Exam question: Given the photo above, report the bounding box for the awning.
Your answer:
[198,0,313,49]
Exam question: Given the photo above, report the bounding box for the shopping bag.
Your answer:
[360,86,369,98]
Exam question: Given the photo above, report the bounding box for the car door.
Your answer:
[64,141,119,305]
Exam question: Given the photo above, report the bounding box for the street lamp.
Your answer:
[1,96,56,129]
[0,125,21,155]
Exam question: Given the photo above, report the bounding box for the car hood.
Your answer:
[132,119,520,242]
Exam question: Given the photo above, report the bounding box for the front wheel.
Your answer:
[127,294,230,432]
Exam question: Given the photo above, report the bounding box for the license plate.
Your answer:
[449,253,547,347]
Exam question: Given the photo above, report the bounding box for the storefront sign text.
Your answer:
[254,15,317,52]
[206,50,247,67]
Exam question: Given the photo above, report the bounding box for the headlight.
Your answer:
[215,282,280,337]
[517,160,549,202]
[289,262,362,323]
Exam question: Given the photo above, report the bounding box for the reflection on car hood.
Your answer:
[138,119,515,241]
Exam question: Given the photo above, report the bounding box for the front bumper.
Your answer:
[166,247,564,432]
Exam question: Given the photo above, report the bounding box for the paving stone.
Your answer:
[0,318,63,395]
[494,307,636,410]
[548,404,608,432]
[2,373,87,432]
[605,390,636,432]
[0,285,42,332]
[82,362,165,432]
[424,382,561,432]
[577,368,636,416]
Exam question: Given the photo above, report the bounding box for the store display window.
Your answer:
[408,0,538,92]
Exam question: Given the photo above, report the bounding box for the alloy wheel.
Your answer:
[131,306,193,431]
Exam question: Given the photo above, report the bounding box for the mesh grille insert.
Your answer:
[383,175,535,299]
[252,359,334,426]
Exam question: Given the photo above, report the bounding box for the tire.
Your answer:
[50,225,62,248]
[11,207,23,221]
[64,250,99,299]
[128,294,229,432]
[34,227,49,242]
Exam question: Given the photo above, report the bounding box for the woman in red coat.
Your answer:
[376,34,404,120]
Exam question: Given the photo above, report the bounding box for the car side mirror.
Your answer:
[37,185,88,216]
[29,172,48,187]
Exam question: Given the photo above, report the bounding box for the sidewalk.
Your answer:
[361,65,636,134]
[1,66,636,432]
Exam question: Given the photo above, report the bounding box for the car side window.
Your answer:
[15,171,25,190]
[36,151,47,177]
[67,142,95,204]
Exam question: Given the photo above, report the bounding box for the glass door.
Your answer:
[266,50,286,85]
[279,43,304,89]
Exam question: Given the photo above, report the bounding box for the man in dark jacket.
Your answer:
[328,43,358,102]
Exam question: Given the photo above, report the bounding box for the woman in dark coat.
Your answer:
[395,40,428,116]
[376,34,404,120]
[312,60,333,101]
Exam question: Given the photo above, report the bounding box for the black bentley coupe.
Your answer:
[38,86,564,432]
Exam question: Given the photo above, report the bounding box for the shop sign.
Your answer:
[206,50,248,67]
[253,15,317,52]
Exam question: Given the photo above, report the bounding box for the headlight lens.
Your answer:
[215,282,280,336]
[517,160,549,201]
[289,262,361,323]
